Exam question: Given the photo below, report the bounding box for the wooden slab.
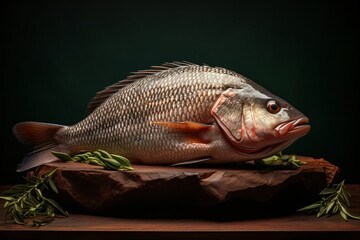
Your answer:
[1,185,359,240]
[32,156,339,217]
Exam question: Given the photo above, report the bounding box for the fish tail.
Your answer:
[13,121,68,172]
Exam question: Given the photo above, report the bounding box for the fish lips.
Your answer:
[275,116,311,138]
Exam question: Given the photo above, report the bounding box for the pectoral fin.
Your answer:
[151,121,212,144]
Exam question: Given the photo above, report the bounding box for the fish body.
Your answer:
[14,62,310,171]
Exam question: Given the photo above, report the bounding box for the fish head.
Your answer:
[211,83,310,159]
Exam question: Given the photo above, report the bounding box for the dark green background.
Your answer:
[1,0,359,184]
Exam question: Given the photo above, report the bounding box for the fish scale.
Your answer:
[61,65,241,163]
[13,62,310,171]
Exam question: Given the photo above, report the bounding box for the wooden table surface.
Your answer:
[1,185,360,240]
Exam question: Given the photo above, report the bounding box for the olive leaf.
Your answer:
[0,168,69,227]
[52,149,133,171]
[256,151,306,169]
[51,151,72,162]
[298,180,360,221]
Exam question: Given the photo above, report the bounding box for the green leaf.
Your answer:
[12,211,25,225]
[257,152,306,169]
[48,178,58,194]
[101,157,122,170]
[298,179,360,221]
[111,154,131,167]
[71,156,82,162]
[97,149,112,159]
[317,206,327,218]
[119,166,134,171]
[27,192,39,206]
[0,196,15,201]
[44,198,69,217]
[4,200,16,208]
[344,212,360,220]
[332,203,339,214]
[93,151,103,159]
[54,149,133,171]
[339,192,351,207]
[319,188,336,196]
[343,187,351,198]
[35,188,43,198]
[14,203,23,213]
[0,168,69,227]
[51,151,73,162]
[1,150,130,227]
[340,210,348,221]
[297,202,322,212]
[88,157,103,166]
[339,203,351,216]
[325,201,335,214]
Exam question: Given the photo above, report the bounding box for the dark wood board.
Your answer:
[1,157,359,240]
[1,185,359,240]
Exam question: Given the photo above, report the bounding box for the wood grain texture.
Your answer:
[1,185,359,240]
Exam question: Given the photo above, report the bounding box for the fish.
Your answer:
[13,61,310,172]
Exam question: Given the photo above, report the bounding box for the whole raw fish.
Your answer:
[14,62,310,171]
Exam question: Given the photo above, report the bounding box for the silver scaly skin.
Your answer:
[14,62,310,171]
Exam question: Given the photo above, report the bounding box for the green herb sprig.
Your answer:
[0,169,68,227]
[298,180,360,221]
[256,152,306,169]
[52,149,133,171]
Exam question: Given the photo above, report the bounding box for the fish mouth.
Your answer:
[233,117,310,158]
[275,116,311,137]
[250,117,310,156]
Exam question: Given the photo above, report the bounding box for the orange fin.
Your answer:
[14,122,63,146]
[13,122,68,172]
[151,121,212,144]
[151,121,211,132]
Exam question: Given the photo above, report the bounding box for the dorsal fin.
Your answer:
[87,61,197,113]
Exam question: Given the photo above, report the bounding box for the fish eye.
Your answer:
[266,100,281,114]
